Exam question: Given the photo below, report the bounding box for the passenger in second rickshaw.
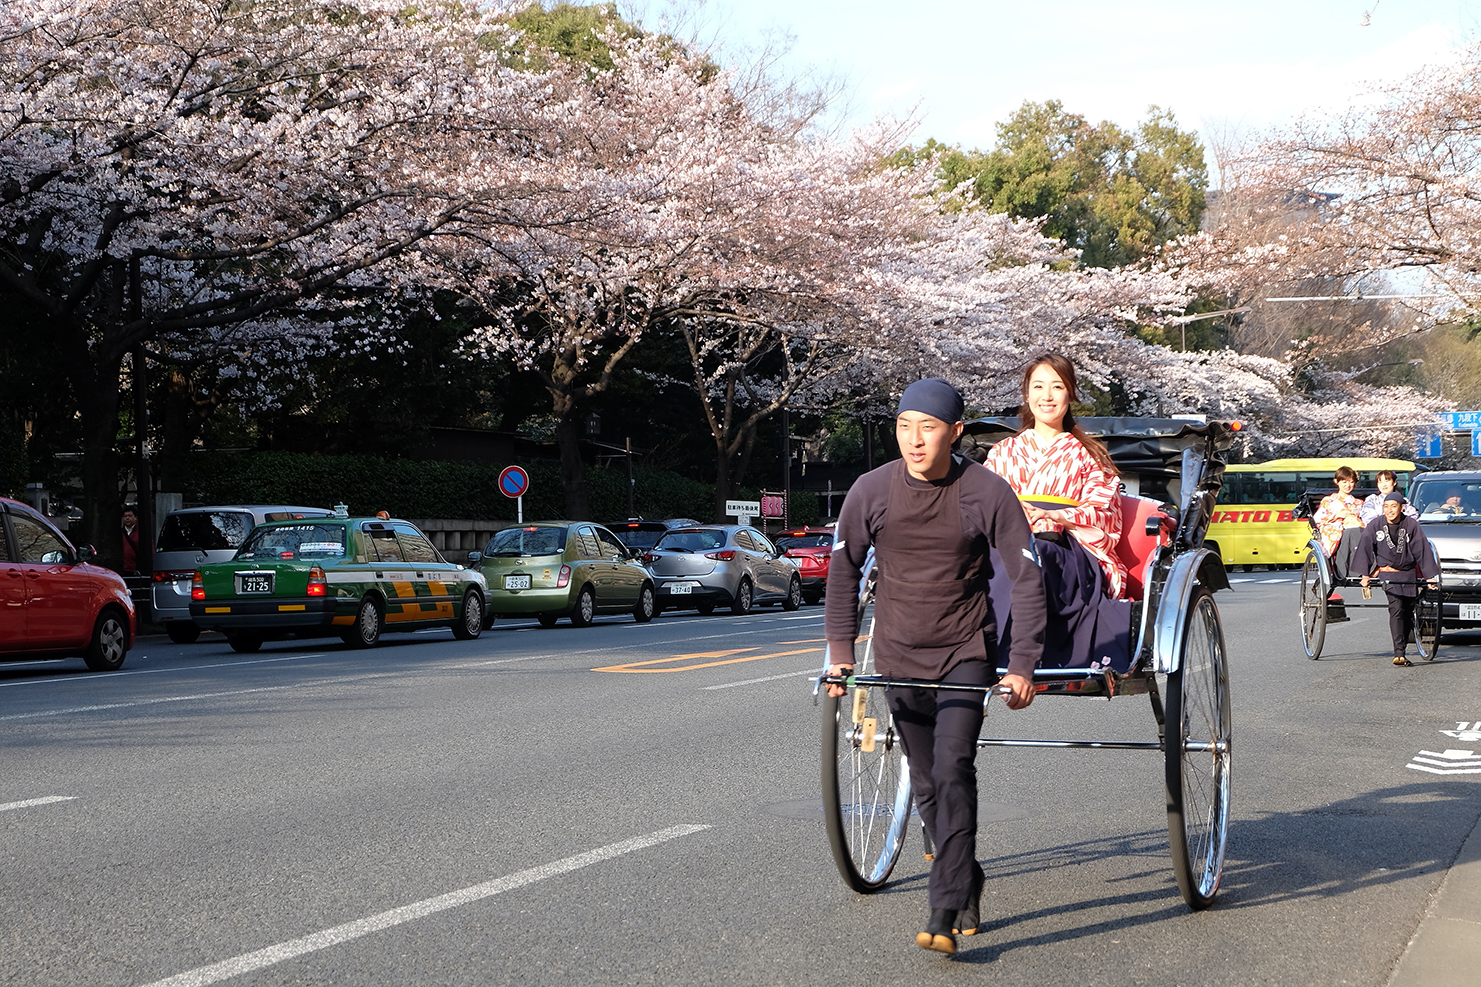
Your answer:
[984,353,1131,670]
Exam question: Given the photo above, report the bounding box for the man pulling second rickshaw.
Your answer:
[1353,491,1439,666]
[824,378,1046,954]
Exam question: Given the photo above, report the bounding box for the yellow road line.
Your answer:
[593,647,823,674]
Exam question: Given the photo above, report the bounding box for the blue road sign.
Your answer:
[1437,411,1481,430]
[1472,431,1481,458]
[498,465,531,499]
[1417,432,1444,459]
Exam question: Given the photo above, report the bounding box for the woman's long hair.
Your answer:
[1017,353,1119,477]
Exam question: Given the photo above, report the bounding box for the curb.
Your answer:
[1386,806,1481,987]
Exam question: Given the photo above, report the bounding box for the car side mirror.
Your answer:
[76,544,96,563]
[466,551,482,564]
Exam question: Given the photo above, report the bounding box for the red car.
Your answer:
[774,526,835,605]
[1,497,135,671]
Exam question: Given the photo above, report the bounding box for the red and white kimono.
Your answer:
[985,429,1127,598]
[1313,491,1363,556]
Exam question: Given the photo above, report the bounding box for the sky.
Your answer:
[627,0,1480,172]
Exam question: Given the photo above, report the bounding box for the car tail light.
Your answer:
[705,550,736,561]
[642,552,658,564]
[154,570,196,582]
[306,567,327,597]
[191,571,205,600]
[556,564,571,588]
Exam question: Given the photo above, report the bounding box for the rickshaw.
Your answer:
[815,418,1235,911]
[1293,490,1442,661]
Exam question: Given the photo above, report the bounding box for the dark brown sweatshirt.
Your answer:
[824,456,1046,679]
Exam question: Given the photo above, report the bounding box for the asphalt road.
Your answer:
[4,576,1480,987]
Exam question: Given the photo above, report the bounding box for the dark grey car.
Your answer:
[645,525,803,615]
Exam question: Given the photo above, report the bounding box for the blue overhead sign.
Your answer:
[1436,411,1481,430]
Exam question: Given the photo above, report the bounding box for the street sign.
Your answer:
[1472,431,1481,458]
[1437,411,1481,430]
[1416,431,1443,459]
[761,495,785,518]
[498,466,530,499]
[725,500,761,518]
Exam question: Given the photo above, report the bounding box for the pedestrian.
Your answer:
[121,505,142,575]
[824,377,1046,955]
[1352,492,1439,666]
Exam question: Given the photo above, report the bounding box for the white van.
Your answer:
[152,505,335,642]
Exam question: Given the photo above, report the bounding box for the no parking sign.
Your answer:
[499,465,530,522]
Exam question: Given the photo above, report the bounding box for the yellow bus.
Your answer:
[1205,458,1421,571]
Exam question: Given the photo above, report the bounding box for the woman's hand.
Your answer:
[1024,506,1070,527]
[997,673,1035,709]
[824,663,853,698]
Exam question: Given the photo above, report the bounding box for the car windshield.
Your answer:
[776,534,832,550]
[157,511,254,552]
[236,523,348,560]
[654,530,727,552]
[488,526,566,557]
[1410,480,1481,519]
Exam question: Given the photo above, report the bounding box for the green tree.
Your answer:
[896,102,1208,269]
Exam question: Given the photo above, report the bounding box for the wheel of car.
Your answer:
[83,609,129,671]
[633,584,656,623]
[570,586,596,627]
[452,590,484,640]
[731,578,754,615]
[226,634,262,654]
[537,613,559,628]
[165,622,201,644]
[695,601,716,616]
[782,576,802,612]
[341,597,383,648]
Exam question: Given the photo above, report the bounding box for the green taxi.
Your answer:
[189,516,488,652]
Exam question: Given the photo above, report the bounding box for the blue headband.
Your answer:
[898,378,964,424]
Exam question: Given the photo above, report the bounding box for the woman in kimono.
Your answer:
[985,354,1127,669]
[985,353,1125,597]
[1312,466,1364,577]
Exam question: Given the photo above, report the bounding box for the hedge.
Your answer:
[178,450,818,526]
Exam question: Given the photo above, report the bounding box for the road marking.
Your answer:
[0,795,76,813]
[137,825,710,987]
[1406,749,1481,774]
[593,647,823,673]
[702,668,821,690]
[0,671,404,722]
[0,654,328,689]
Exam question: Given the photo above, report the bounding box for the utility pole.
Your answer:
[781,406,791,531]
[129,254,153,581]
[625,436,634,517]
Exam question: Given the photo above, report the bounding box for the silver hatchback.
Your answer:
[645,525,802,615]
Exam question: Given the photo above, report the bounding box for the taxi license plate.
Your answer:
[237,574,273,595]
[669,582,693,595]
[1459,604,1481,621]
[504,574,531,590]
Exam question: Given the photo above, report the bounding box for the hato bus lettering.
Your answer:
[1208,458,1419,569]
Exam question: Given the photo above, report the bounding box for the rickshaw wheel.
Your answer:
[1415,585,1442,661]
[1165,588,1232,911]
[1299,552,1327,660]
[821,593,912,893]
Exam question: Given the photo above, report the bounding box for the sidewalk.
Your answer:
[1386,808,1481,987]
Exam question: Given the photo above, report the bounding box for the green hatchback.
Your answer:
[189,517,489,652]
[473,522,656,627]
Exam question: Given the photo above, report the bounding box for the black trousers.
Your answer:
[886,658,991,911]
[1386,589,1418,656]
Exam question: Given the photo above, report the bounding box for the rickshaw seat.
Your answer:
[1114,495,1169,600]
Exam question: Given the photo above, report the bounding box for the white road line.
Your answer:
[0,671,403,722]
[138,824,710,987]
[702,668,821,690]
[0,795,77,813]
[0,654,328,689]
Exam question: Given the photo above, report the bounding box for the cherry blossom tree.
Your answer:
[0,0,580,560]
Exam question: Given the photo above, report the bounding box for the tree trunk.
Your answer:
[74,356,126,570]
[554,412,591,520]
[712,439,731,523]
